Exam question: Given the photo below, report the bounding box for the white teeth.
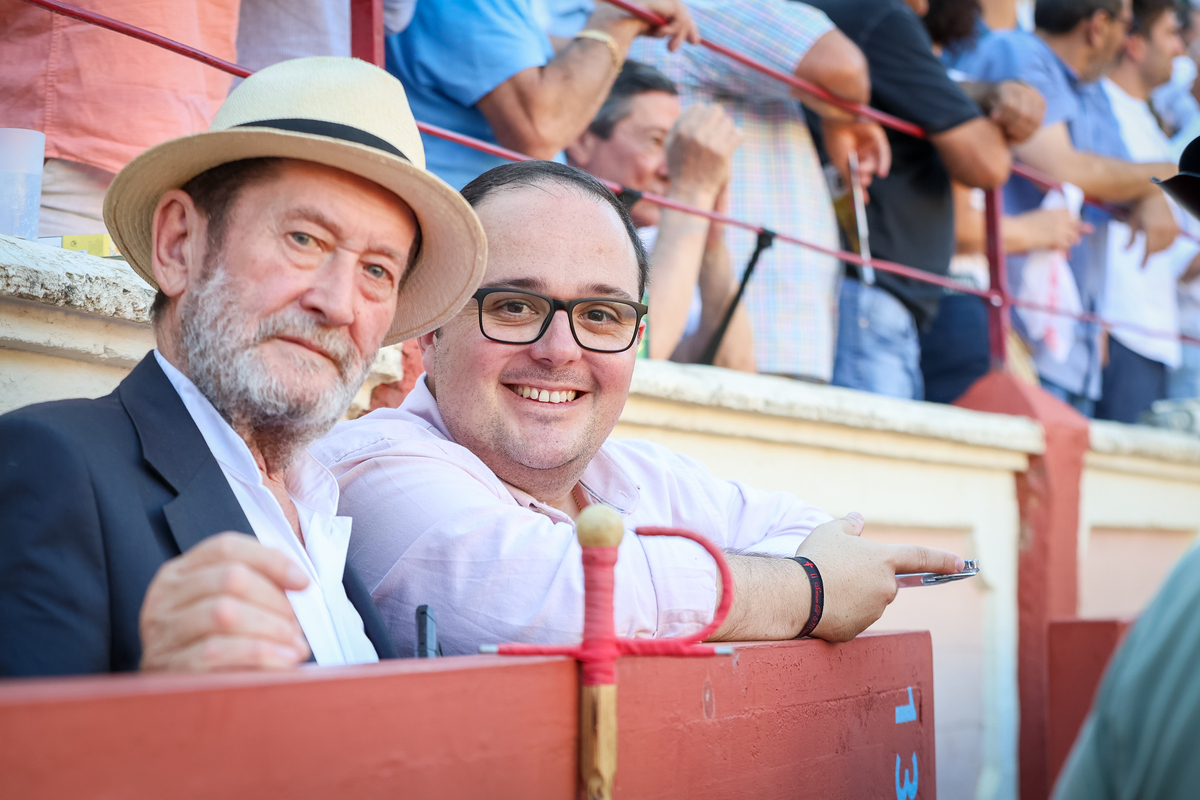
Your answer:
[512,385,579,403]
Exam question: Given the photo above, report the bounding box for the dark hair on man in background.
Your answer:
[924,0,983,50]
[460,160,650,298]
[151,157,422,322]
[1131,0,1180,34]
[587,60,678,141]
[1035,0,1124,34]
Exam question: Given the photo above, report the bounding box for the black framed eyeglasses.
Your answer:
[472,287,648,353]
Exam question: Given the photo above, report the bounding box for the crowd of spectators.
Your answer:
[5,0,1200,424]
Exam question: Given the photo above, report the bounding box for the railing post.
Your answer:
[349,0,384,67]
[985,187,1010,371]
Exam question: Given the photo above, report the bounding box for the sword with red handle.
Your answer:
[480,503,735,800]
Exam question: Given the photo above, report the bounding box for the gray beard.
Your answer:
[177,261,374,472]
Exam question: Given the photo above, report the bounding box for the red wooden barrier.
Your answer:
[1046,617,1133,789]
[0,632,934,799]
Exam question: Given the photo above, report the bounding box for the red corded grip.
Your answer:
[631,526,734,645]
[579,547,621,685]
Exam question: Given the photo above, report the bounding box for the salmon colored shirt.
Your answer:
[0,0,239,175]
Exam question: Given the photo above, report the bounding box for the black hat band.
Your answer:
[233,118,410,162]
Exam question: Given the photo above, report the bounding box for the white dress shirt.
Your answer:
[312,376,832,656]
[155,351,378,666]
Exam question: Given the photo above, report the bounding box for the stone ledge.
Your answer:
[1089,419,1200,466]
[0,234,154,324]
[630,360,1045,455]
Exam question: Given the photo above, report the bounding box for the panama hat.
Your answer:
[1155,135,1200,223]
[104,57,486,345]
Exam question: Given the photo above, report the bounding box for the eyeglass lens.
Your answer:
[478,290,639,351]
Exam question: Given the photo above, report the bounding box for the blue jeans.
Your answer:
[1041,378,1096,418]
[1095,337,1166,424]
[832,278,924,400]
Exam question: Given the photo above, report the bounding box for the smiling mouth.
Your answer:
[507,384,582,404]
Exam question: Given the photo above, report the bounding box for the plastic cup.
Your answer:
[0,129,46,240]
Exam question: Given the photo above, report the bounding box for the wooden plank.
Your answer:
[0,656,577,799]
[614,632,935,799]
[0,633,935,799]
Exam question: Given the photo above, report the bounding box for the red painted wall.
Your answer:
[0,633,934,799]
[1046,618,1132,789]
[958,372,1090,800]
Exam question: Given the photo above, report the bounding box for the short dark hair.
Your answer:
[588,60,678,140]
[1035,0,1123,34]
[460,160,649,299]
[151,157,422,321]
[924,0,983,49]
[1131,0,1180,34]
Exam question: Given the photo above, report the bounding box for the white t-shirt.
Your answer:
[1100,79,1200,367]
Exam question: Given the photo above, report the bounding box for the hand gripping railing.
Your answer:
[18,0,1200,365]
[478,503,736,800]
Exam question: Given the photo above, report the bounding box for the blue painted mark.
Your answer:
[894,686,917,724]
[895,752,919,799]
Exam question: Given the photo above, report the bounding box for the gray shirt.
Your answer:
[1053,542,1200,799]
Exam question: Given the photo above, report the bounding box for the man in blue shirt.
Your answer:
[387,0,697,188]
[963,0,1179,413]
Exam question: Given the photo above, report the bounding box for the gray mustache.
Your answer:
[255,310,362,378]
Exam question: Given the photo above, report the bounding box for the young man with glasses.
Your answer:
[314,161,965,656]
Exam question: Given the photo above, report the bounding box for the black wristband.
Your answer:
[790,556,823,638]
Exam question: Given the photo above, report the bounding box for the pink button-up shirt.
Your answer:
[312,378,831,656]
[0,0,238,176]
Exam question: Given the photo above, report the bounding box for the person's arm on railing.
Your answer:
[1014,122,1178,201]
[709,514,965,643]
[958,80,1046,144]
[797,30,892,191]
[952,183,1091,255]
[477,0,699,160]
[669,186,756,371]
[646,104,741,362]
[930,117,1013,189]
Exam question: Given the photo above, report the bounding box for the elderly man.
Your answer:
[315,160,964,656]
[0,58,486,676]
[565,60,754,371]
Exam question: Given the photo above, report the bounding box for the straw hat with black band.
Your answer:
[104,57,487,346]
[1155,135,1200,223]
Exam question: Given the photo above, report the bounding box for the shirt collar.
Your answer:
[401,373,641,515]
[153,350,341,514]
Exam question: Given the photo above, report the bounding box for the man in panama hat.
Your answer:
[0,57,487,676]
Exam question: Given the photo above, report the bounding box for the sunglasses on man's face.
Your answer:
[471,288,648,353]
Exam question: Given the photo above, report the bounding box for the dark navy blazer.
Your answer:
[0,354,397,676]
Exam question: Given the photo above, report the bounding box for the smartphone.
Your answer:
[896,559,979,588]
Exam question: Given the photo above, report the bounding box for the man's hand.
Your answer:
[139,532,311,672]
[795,513,964,642]
[666,104,741,204]
[593,0,700,51]
[1127,189,1180,263]
[984,81,1045,144]
[821,119,892,197]
[1015,208,1093,253]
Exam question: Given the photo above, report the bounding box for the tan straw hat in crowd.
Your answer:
[103,56,487,345]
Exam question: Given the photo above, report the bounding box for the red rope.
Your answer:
[17,0,1200,346]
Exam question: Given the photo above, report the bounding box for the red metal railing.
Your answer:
[18,0,1200,362]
